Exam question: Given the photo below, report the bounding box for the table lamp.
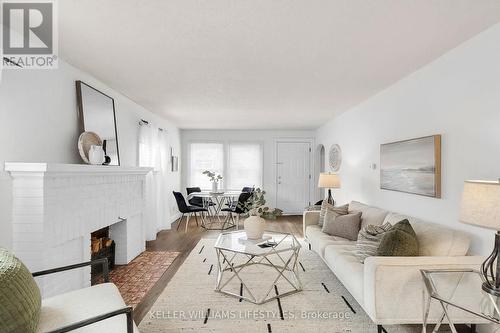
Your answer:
[460,179,500,296]
[318,173,340,205]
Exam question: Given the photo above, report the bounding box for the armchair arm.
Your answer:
[303,210,320,238]
[44,306,133,333]
[363,256,484,324]
[32,258,109,283]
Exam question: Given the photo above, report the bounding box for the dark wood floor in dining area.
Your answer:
[133,215,303,323]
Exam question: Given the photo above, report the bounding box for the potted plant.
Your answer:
[238,188,283,239]
[202,170,223,192]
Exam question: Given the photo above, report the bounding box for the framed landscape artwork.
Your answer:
[380,135,441,198]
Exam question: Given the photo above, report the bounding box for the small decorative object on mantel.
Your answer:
[102,140,111,165]
[239,188,283,239]
[78,131,103,164]
[89,145,105,165]
[203,170,223,193]
[329,144,342,172]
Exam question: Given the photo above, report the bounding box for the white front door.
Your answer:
[276,141,311,214]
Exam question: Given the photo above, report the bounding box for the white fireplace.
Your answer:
[4,163,152,297]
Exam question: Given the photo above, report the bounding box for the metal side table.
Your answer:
[421,269,499,333]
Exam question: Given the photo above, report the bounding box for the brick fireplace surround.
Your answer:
[5,163,152,298]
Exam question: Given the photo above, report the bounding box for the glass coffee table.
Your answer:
[214,230,302,304]
[421,269,499,333]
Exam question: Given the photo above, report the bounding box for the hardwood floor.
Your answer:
[133,215,303,323]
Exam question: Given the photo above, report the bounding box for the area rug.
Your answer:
[106,251,180,307]
[138,239,420,332]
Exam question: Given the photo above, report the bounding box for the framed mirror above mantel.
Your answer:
[76,80,120,165]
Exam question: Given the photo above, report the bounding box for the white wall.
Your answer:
[316,23,500,255]
[0,60,182,249]
[181,130,316,210]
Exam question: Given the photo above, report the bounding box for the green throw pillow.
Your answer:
[377,219,419,257]
[0,248,41,333]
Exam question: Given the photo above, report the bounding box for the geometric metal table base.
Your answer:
[201,194,239,231]
[215,232,302,304]
[202,219,237,231]
[421,269,499,333]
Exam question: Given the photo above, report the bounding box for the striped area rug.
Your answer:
[139,238,420,333]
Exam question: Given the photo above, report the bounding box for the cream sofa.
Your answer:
[303,201,486,327]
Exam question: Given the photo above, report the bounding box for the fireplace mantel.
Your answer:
[5,162,153,297]
[5,162,152,175]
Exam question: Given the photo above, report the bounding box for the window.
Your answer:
[188,142,263,191]
[189,143,224,189]
[227,143,262,190]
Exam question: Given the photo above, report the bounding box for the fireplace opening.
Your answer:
[90,227,115,285]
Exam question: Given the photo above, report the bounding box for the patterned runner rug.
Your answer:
[105,250,180,307]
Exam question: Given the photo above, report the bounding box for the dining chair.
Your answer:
[226,186,254,208]
[221,191,253,229]
[186,187,216,216]
[172,191,208,232]
[242,186,254,193]
[186,187,203,206]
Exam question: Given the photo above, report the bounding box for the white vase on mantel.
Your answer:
[212,181,218,193]
[244,215,265,239]
[88,145,105,165]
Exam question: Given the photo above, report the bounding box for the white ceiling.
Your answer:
[59,1,500,129]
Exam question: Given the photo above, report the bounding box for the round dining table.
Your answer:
[186,190,242,228]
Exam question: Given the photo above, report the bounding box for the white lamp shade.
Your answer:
[459,180,500,230]
[318,173,341,189]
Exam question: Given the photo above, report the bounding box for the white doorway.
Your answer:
[275,140,311,214]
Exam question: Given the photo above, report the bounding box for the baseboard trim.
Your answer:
[168,213,182,228]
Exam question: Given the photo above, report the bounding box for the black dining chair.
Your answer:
[173,191,208,232]
[187,187,216,216]
[186,187,203,206]
[226,186,254,208]
[242,186,254,193]
[221,191,253,229]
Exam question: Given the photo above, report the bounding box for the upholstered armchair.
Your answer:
[31,258,136,333]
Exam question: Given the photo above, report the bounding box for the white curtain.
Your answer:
[156,129,169,231]
[139,123,157,169]
[139,123,168,241]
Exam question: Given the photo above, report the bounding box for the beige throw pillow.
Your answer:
[318,202,348,227]
[322,211,362,241]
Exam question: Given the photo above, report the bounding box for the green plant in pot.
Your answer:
[202,170,223,192]
[238,188,283,239]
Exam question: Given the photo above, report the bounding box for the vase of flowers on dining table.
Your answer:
[203,170,223,192]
